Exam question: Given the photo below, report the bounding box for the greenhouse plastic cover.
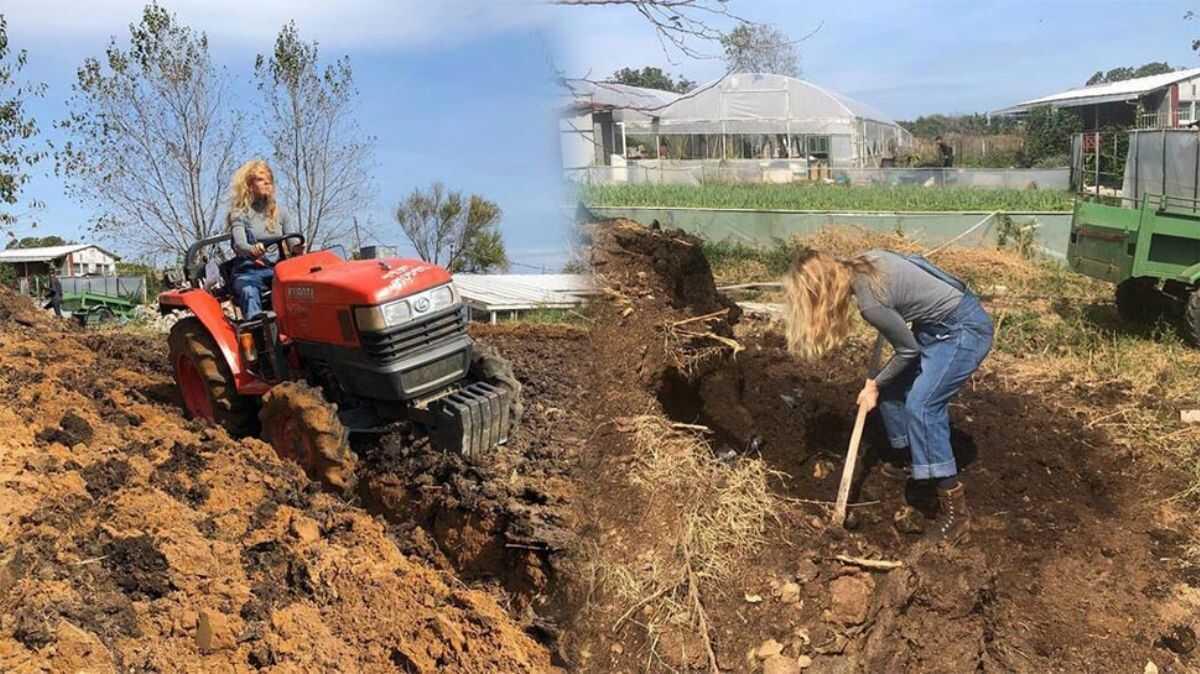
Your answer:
[619,73,905,136]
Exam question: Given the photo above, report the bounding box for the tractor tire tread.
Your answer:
[167,317,257,436]
[259,380,356,492]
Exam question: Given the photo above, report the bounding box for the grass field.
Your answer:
[580,183,1075,212]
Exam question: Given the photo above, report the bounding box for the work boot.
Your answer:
[927,482,970,547]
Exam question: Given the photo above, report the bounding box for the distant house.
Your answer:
[995,67,1200,130]
[0,244,121,278]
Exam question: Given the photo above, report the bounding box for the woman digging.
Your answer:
[781,248,993,546]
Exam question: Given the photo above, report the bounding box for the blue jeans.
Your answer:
[231,261,274,318]
[877,295,993,480]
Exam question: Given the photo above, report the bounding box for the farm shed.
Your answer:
[452,274,595,323]
[561,73,913,174]
[0,244,121,278]
[996,66,1200,130]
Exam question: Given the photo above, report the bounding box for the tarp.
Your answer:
[1121,129,1200,204]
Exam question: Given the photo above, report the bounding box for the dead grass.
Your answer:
[592,415,786,673]
[662,310,744,380]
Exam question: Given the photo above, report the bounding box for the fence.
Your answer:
[565,162,1069,190]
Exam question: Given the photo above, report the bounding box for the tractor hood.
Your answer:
[274,251,452,307]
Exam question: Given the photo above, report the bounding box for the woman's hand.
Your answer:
[252,243,266,257]
[856,379,879,411]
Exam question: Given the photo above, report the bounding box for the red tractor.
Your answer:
[159,234,519,491]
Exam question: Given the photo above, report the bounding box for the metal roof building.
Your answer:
[0,244,121,277]
[995,67,1200,130]
[452,273,595,322]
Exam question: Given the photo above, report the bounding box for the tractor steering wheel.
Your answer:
[256,233,307,262]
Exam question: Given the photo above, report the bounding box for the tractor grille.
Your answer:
[360,305,467,364]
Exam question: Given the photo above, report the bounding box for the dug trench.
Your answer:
[555,219,1200,673]
[0,286,584,671]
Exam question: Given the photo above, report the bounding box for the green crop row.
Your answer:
[578,183,1075,212]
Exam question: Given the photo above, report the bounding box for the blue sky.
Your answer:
[6,0,570,270]
[560,0,1200,118]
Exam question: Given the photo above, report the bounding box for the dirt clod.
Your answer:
[196,608,236,653]
[763,654,804,674]
[828,574,873,626]
[1156,624,1196,655]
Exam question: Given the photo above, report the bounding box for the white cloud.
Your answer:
[4,0,555,50]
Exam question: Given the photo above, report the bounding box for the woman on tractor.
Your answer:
[780,248,993,547]
[227,159,302,319]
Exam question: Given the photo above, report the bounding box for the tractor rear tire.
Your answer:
[168,317,257,436]
[1185,289,1200,347]
[470,343,524,425]
[259,381,357,492]
[1115,278,1165,324]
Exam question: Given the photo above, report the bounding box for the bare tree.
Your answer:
[254,21,375,250]
[394,182,508,273]
[551,0,745,63]
[56,4,243,257]
[720,23,800,76]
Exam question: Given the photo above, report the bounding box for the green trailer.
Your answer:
[63,291,139,327]
[1066,129,1200,343]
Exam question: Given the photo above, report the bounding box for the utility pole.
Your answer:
[352,217,363,257]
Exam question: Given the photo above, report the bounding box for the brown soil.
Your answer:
[562,219,1200,673]
[0,287,554,673]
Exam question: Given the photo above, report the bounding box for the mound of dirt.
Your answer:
[0,287,552,672]
[565,220,1200,673]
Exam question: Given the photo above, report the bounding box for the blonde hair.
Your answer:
[781,249,884,359]
[228,159,278,233]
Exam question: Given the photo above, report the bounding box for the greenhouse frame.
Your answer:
[561,73,914,176]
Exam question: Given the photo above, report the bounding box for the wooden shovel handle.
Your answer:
[832,403,870,528]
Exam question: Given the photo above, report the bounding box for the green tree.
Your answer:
[0,14,45,235]
[1023,106,1082,164]
[609,66,695,93]
[720,24,799,76]
[7,235,68,249]
[56,4,245,257]
[393,182,508,273]
[1085,62,1174,85]
[255,22,376,250]
[899,113,1019,138]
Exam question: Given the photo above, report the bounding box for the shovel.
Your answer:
[832,340,883,528]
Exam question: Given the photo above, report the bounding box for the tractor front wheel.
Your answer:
[260,381,357,492]
[1114,277,1165,324]
[1185,289,1200,346]
[167,317,257,436]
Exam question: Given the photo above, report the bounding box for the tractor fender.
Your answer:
[159,289,269,396]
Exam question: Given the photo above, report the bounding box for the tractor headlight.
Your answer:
[354,283,459,332]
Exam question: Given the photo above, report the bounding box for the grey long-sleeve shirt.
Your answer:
[851,250,963,387]
[229,201,297,262]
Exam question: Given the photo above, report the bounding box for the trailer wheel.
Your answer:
[260,381,357,492]
[1115,278,1165,324]
[167,317,258,436]
[1185,289,1200,347]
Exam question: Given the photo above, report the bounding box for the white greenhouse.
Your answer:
[561,73,913,183]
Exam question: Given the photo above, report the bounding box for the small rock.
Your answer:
[777,582,802,604]
[755,639,783,659]
[610,643,624,655]
[1182,409,1200,424]
[797,654,813,668]
[197,609,236,653]
[763,654,802,674]
[843,510,862,530]
[1144,661,1159,674]
[744,593,764,604]
[794,559,820,584]
[828,575,874,625]
[289,515,321,543]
